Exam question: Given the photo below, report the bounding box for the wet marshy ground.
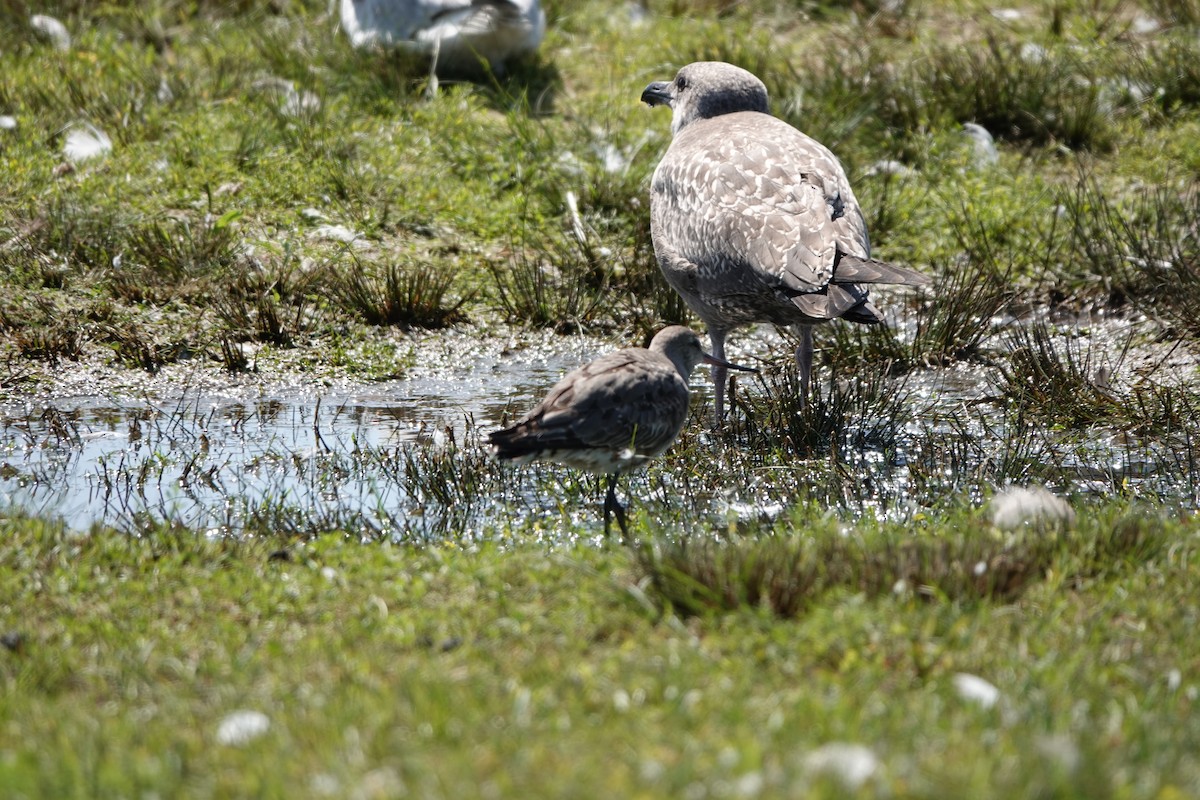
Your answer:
[2,318,1196,540]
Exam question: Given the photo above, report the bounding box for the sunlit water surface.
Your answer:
[1,324,1196,538]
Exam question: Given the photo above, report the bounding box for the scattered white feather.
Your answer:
[953,672,1001,709]
[733,771,764,797]
[310,224,360,243]
[281,87,321,117]
[1020,42,1047,63]
[725,500,785,521]
[156,78,175,104]
[63,123,113,162]
[1036,734,1082,773]
[0,115,16,131]
[30,14,71,51]
[624,2,650,26]
[215,710,270,745]
[565,190,587,246]
[595,141,633,174]
[865,159,913,177]
[990,485,1075,531]
[991,8,1023,20]
[802,742,880,790]
[1131,15,1159,34]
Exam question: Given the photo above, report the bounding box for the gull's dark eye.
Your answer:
[675,75,687,91]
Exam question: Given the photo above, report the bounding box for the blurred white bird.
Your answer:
[30,14,71,51]
[962,122,999,168]
[339,0,545,75]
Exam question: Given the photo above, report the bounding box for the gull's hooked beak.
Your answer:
[703,353,758,373]
[641,80,673,108]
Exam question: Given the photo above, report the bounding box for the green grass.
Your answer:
[2,0,1199,382]
[3,0,1200,795]
[2,507,1199,797]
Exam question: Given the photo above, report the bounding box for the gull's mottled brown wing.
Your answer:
[651,111,870,313]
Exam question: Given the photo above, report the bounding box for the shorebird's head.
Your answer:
[649,325,757,380]
[641,61,769,136]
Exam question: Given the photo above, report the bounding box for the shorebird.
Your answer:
[489,326,753,537]
[642,61,930,423]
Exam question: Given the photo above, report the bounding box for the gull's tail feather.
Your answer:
[833,254,932,287]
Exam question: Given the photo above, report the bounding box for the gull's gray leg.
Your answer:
[795,324,814,409]
[709,328,729,425]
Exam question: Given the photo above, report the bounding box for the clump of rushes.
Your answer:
[219,336,252,373]
[4,199,126,279]
[333,254,469,329]
[1062,181,1200,339]
[729,355,910,458]
[487,223,608,333]
[908,36,1116,152]
[996,320,1197,434]
[1124,33,1200,122]
[109,212,243,304]
[488,104,666,332]
[905,405,1062,499]
[363,425,502,540]
[214,247,320,346]
[1144,0,1200,27]
[1,299,85,366]
[96,322,164,373]
[821,202,1027,378]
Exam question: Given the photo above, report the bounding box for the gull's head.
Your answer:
[641,61,769,136]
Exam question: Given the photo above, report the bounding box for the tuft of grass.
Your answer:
[213,245,321,346]
[218,335,252,373]
[633,505,1171,619]
[486,221,610,333]
[1,298,85,366]
[909,35,1117,152]
[109,213,243,304]
[730,355,911,458]
[96,322,165,373]
[1144,0,1200,25]
[332,255,469,330]
[996,320,1198,434]
[1061,180,1200,339]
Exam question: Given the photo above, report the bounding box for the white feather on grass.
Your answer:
[63,122,112,162]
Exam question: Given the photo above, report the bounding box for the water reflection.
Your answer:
[0,326,1197,537]
[0,356,577,534]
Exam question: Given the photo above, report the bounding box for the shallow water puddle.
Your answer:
[1,323,1196,535]
[0,346,590,534]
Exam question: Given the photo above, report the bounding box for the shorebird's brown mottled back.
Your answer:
[489,326,752,537]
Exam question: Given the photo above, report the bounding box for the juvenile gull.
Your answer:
[642,61,930,422]
[340,0,544,74]
[489,326,752,537]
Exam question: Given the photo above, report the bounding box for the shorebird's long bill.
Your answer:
[703,353,758,373]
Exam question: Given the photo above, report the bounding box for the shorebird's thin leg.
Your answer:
[794,324,813,409]
[603,474,628,540]
[709,328,729,425]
